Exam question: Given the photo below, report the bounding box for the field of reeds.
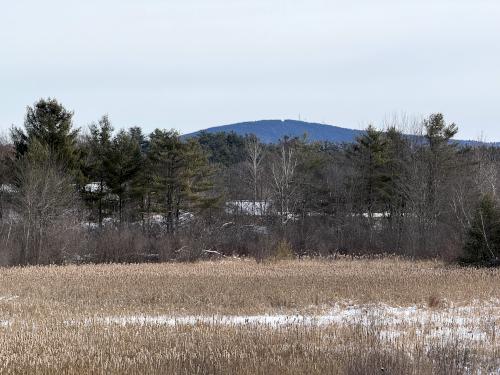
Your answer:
[0,257,498,374]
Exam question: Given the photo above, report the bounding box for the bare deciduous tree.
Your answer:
[0,135,12,222]
[245,136,264,216]
[271,140,298,226]
[14,161,81,264]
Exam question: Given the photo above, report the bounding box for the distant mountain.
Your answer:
[183,119,499,146]
[184,120,364,144]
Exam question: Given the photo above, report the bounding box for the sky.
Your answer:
[1,0,499,140]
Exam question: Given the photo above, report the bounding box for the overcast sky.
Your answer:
[1,0,499,140]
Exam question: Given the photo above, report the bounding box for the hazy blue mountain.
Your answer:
[184,120,364,144]
[183,119,499,146]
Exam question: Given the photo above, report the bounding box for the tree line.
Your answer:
[0,98,499,265]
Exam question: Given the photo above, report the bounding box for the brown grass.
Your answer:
[0,257,498,374]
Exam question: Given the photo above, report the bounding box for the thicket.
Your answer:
[461,194,500,266]
[0,98,499,266]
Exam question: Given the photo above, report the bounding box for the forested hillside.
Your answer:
[183,119,364,143]
[184,119,499,147]
[1,98,499,266]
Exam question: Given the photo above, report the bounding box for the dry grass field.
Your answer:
[0,258,499,374]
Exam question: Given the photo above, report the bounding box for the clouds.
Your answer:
[1,0,499,139]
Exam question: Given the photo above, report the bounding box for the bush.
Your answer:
[274,240,295,260]
[461,194,500,266]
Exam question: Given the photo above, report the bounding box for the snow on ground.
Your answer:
[0,296,17,327]
[1,295,496,343]
[225,200,270,216]
[0,184,16,194]
[64,300,499,343]
[0,295,18,302]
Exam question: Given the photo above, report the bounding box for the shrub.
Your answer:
[274,240,295,260]
[461,194,500,266]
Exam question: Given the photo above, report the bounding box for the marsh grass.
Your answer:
[0,258,498,374]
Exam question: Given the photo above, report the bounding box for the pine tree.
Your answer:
[424,113,459,221]
[147,130,216,232]
[128,126,149,154]
[11,98,80,172]
[148,130,185,232]
[105,130,142,223]
[413,114,460,255]
[349,125,390,219]
[182,139,218,212]
[462,194,500,264]
[126,127,152,227]
[384,127,410,249]
[196,131,246,166]
[83,115,113,227]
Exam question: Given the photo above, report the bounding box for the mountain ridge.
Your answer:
[183,119,499,146]
[183,119,363,144]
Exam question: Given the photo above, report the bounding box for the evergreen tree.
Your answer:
[106,130,142,223]
[126,127,152,227]
[424,113,459,220]
[295,141,330,213]
[11,98,80,172]
[384,127,411,248]
[83,115,113,226]
[462,194,500,264]
[182,139,219,212]
[130,156,153,229]
[349,125,390,218]
[293,140,333,248]
[128,126,150,154]
[196,131,247,166]
[148,130,185,232]
[148,130,215,232]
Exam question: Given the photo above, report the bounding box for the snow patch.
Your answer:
[0,295,19,302]
[66,301,499,343]
[226,200,270,216]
